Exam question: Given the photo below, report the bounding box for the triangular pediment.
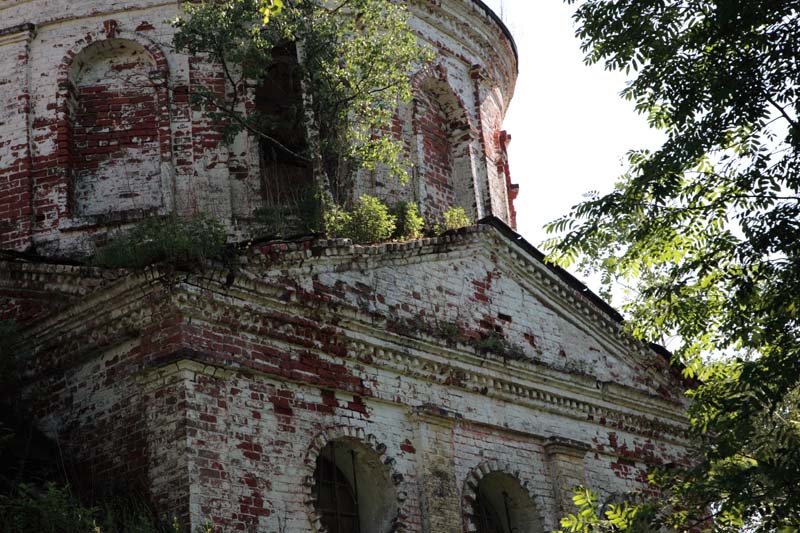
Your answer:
[3,219,687,429]
[236,219,687,405]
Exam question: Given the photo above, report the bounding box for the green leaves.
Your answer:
[259,0,283,23]
[556,487,644,533]
[550,1,800,531]
[173,0,429,204]
[324,195,396,244]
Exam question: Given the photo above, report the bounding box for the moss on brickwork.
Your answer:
[474,330,526,361]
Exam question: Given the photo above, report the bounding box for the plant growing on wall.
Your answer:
[434,206,471,234]
[93,213,227,269]
[390,201,424,240]
[173,0,430,213]
[324,194,396,243]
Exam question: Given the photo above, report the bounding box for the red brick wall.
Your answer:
[0,25,35,251]
[68,41,164,217]
[416,88,456,220]
[71,83,160,214]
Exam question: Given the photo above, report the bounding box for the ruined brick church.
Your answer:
[0,0,691,531]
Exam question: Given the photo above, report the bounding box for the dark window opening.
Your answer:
[255,43,313,207]
[473,489,512,533]
[314,445,361,533]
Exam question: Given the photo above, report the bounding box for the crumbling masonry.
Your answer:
[0,0,691,531]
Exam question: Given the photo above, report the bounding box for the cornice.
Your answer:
[464,0,517,65]
[246,226,681,395]
[408,0,517,98]
[16,263,689,444]
[137,356,686,467]
[12,225,690,444]
[0,21,34,45]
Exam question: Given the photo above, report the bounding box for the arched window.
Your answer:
[412,77,476,224]
[66,38,167,217]
[255,43,312,212]
[315,452,359,532]
[468,471,544,533]
[473,487,510,533]
[311,439,398,533]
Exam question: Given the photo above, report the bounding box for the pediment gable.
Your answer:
[4,219,687,417]
[241,220,686,404]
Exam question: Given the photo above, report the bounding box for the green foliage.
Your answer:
[473,331,525,361]
[435,320,460,342]
[258,0,283,23]
[0,483,96,532]
[434,206,471,234]
[322,203,351,240]
[547,1,800,531]
[324,195,396,244]
[255,185,324,237]
[173,0,430,202]
[342,195,396,244]
[94,214,227,270]
[390,201,424,240]
[0,482,176,532]
[555,487,656,533]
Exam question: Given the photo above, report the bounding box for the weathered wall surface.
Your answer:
[0,2,688,532]
[0,24,35,251]
[9,225,691,531]
[0,0,519,257]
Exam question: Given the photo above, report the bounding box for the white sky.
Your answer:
[482,0,664,247]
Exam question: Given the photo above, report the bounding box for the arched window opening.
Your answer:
[469,472,544,533]
[413,77,475,224]
[416,89,454,211]
[311,439,398,533]
[67,39,165,217]
[314,449,360,533]
[255,43,312,212]
[473,487,511,533]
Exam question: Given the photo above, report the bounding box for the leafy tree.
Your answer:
[259,0,284,23]
[172,0,429,207]
[545,1,800,531]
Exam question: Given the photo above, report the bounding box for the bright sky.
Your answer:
[482,0,664,248]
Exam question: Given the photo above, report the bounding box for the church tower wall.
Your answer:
[0,0,519,257]
[0,3,694,532]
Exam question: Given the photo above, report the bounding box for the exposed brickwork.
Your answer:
[1,1,518,255]
[68,40,165,216]
[0,24,35,251]
[0,2,690,532]
[3,225,692,531]
[415,87,456,220]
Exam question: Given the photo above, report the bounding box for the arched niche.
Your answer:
[463,464,544,533]
[304,429,407,533]
[64,37,169,218]
[412,74,476,224]
[254,42,313,211]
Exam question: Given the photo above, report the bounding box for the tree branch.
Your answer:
[767,96,799,130]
